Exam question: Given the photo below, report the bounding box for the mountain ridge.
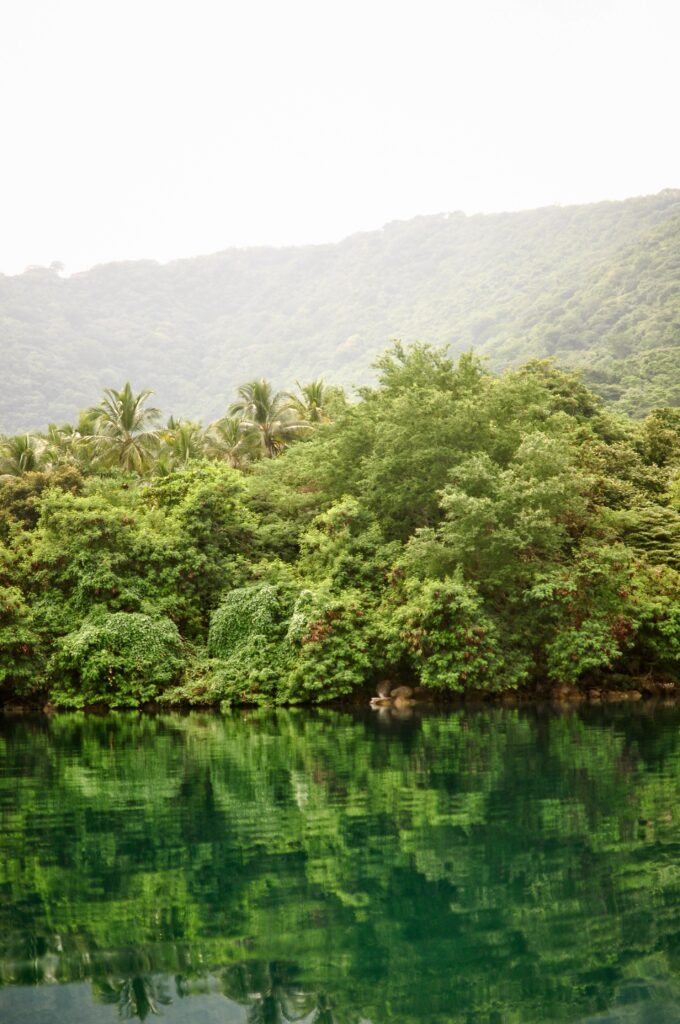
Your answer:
[2,189,679,432]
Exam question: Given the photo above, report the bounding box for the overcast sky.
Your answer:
[1,0,678,275]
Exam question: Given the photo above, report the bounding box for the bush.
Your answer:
[208,583,286,657]
[278,588,380,703]
[389,575,529,691]
[201,584,295,704]
[0,584,43,696]
[50,611,184,708]
[173,584,381,707]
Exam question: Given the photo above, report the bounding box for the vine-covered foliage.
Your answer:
[0,342,679,707]
[50,611,183,708]
[204,584,294,705]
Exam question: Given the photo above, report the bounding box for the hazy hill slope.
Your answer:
[1,190,679,431]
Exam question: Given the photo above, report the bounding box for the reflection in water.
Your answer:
[223,962,335,1024]
[0,706,679,1023]
[96,972,172,1021]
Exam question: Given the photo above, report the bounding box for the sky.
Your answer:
[1,0,678,275]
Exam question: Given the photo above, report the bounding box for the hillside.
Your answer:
[1,189,679,432]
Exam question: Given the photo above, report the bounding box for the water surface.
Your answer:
[1,706,679,1023]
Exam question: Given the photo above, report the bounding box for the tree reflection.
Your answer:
[96,974,172,1020]
[223,962,333,1024]
[0,707,679,1024]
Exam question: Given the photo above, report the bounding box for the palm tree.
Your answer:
[43,422,76,464]
[88,383,161,473]
[0,434,45,476]
[229,380,306,458]
[286,379,332,424]
[206,415,256,469]
[159,417,206,470]
[42,420,94,471]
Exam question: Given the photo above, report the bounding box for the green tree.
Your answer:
[88,382,161,473]
[50,610,184,707]
[229,380,306,458]
[158,416,206,471]
[206,415,257,469]
[286,378,344,424]
[0,434,45,477]
[0,544,42,696]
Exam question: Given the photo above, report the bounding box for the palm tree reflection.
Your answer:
[223,961,335,1024]
[96,973,172,1020]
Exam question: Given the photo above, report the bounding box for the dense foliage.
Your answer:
[0,343,678,708]
[2,190,680,433]
[1,707,679,1023]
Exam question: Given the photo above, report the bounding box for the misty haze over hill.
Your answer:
[1,189,679,433]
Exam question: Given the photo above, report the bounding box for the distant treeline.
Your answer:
[2,189,680,433]
[1,343,679,708]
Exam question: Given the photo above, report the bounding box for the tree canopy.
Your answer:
[0,343,678,709]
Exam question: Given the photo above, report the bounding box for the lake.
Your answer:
[0,705,679,1023]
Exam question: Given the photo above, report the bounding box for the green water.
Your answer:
[0,707,679,1024]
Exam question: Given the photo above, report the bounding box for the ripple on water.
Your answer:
[0,705,678,1023]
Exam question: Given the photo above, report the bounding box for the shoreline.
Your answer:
[2,678,679,716]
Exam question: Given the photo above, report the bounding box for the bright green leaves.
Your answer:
[612,503,680,571]
[171,580,381,707]
[208,583,286,658]
[2,464,257,705]
[527,544,680,684]
[278,587,380,703]
[631,564,680,675]
[434,435,586,591]
[388,575,529,692]
[298,497,398,591]
[50,611,183,708]
[0,581,42,693]
[167,583,297,707]
[1,343,679,706]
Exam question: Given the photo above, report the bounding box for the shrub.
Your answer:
[278,588,380,703]
[50,611,184,708]
[178,584,381,707]
[390,575,529,691]
[201,584,295,704]
[0,584,43,696]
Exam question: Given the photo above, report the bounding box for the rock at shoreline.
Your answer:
[552,686,583,702]
[391,685,414,700]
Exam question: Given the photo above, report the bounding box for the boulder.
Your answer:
[553,686,582,702]
[391,685,414,700]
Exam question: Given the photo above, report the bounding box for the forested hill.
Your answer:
[2,189,680,432]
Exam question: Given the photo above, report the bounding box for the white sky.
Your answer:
[1,0,678,275]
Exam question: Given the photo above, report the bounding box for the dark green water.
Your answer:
[0,707,679,1024]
